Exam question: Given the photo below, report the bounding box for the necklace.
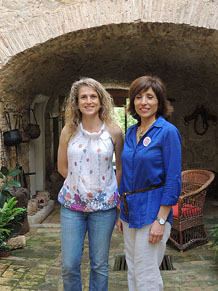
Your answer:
[138,128,146,140]
[137,121,155,140]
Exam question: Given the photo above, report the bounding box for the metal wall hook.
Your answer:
[184,105,217,135]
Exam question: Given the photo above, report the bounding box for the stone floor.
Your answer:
[0,198,218,291]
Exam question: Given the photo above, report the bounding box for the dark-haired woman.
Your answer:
[116,76,181,291]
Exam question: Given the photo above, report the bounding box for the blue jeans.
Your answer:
[61,205,117,291]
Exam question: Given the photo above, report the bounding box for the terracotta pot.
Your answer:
[8,223,23,238]
[24,109,41,139]
[27,199,38,216]
[18,217,30,235]
[24,123,40,139]
[19,115,30,143]
[0,251,11,257]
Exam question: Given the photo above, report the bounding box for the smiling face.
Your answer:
[134,87,158,123]
[77,85,101,117]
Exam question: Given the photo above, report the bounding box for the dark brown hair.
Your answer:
[128,76,173,121]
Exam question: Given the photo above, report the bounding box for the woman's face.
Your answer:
[77,85,101,117]
[134,87,158,122]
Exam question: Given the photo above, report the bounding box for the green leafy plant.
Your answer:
[114,99,137,135]
[0,197,27,237]
[0,197,27,227]
[0,211,12,253]
[0,233,11,252]
[0,166,21,208]
[0,167,25,255]
[0,197,28,253]
[0,242,12,253]
[209,224,218,256]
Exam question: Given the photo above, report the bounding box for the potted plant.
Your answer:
[209,224,218,257]
[0,166,28,257]
[0,166,21,208]
[0,214,12,257]
[0,197,28,257]
[0,197,28,237]
[0,232,12,257]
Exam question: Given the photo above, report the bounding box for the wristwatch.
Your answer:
[156,217,166,225]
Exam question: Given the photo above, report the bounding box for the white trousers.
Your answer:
[122,220,171,291]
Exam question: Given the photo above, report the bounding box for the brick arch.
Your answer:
[0,0,217,67]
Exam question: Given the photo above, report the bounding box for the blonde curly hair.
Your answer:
[65,77,115,140]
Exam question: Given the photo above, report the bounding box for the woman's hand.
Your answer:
[148,205,171,243]
[116,217,123,235]
[148,220,165,244]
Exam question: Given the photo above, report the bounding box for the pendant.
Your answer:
[139,130,145,140]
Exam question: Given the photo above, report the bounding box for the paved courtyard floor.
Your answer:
[0,198,218,290]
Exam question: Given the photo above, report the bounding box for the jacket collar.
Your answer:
[151,116,165,128]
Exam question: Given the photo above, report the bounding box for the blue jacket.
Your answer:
[120,116,181,228]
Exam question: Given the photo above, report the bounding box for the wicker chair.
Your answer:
[169,169,215,252]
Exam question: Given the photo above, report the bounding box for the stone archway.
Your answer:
[0,0,217,185]
[0,0,218,67]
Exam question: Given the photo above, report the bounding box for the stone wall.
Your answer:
[0,0,218,66]
[0,0,218,34]
[168,80,218,173]
[0,0,217,197]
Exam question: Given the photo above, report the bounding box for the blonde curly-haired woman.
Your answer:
[57,77,124,291]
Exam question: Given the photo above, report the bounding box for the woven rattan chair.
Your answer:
[169,169,215,252]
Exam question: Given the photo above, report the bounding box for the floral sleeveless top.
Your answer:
[58,123,119,212]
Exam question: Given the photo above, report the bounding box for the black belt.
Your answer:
[121,182,165,216]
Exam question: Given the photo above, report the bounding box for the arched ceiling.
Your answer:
[0,21,218,105]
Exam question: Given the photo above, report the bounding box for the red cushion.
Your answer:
[172,203,201,218]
